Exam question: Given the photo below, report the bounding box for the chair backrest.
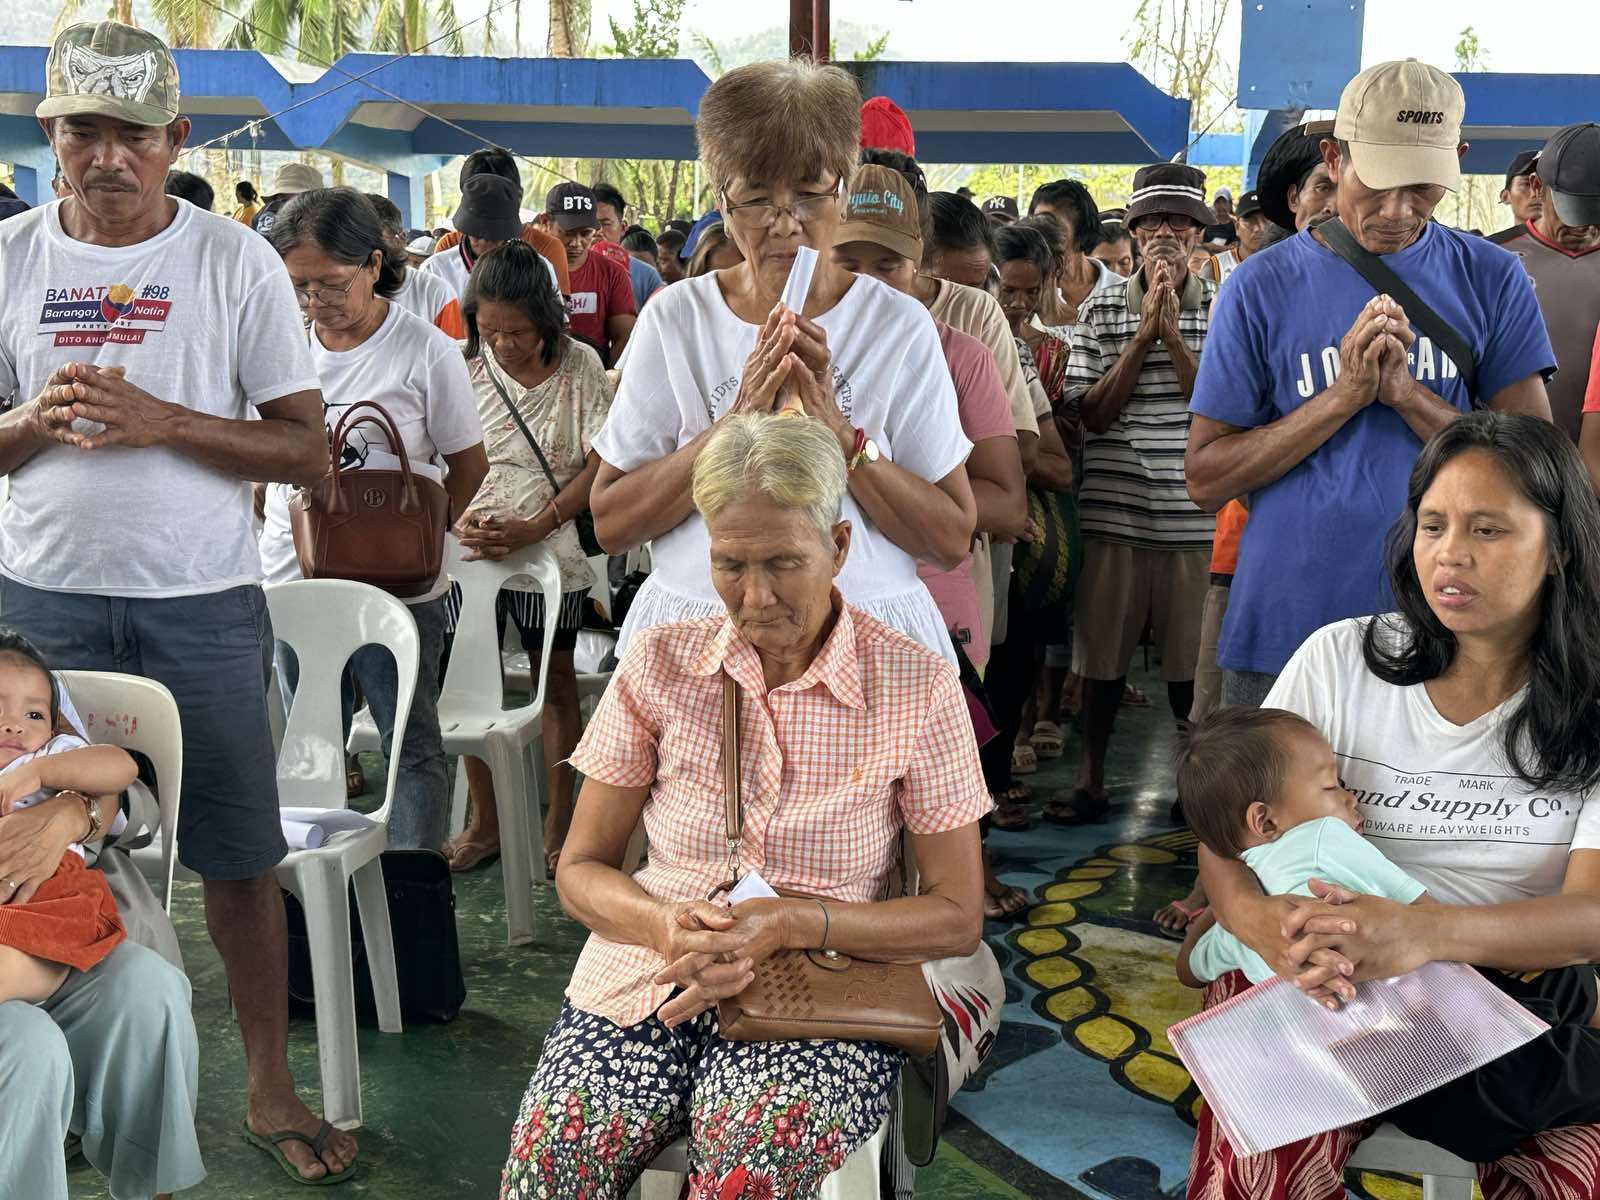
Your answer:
[439,537,563,719]
[56,670,183,911]
[265,579,420,819]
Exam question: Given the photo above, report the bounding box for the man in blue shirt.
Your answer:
[1186,60,1554,705]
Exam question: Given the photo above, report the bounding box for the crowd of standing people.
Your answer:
[5,15,1600,1200]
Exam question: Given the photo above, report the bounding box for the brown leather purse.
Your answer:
[713,673,943,1056]
[288,400,451,599]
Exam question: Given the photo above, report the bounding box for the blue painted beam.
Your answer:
[1238,0,1366,111]
[842,60,1192,162]
[1188,132,1244,167]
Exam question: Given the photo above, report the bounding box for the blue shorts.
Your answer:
[0,577,285,880]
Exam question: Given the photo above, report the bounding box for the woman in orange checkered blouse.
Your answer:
[497,413,992,1200]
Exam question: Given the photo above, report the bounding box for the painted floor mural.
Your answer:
[64,668,1439,1199]
[959,679,1442,1200]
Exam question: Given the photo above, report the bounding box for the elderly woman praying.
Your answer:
[497,413,990,1200]
[589,58,977,666]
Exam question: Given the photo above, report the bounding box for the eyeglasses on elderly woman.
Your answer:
[720,179,845,230]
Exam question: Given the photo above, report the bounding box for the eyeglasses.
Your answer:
[1131,213,1201,233]
[292,270,363,307]
[721,180,844,229]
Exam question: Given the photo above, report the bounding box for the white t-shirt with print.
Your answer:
[1266,617,1600,906]
[391,266,458,331]
[0,200,320,596]
[597,271,971,663]
[259,302,484,605]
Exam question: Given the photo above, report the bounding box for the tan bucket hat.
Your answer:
[1333,59,1464,192]
[36,21,180,128]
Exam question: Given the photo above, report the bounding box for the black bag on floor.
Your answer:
[284,849,467,1024]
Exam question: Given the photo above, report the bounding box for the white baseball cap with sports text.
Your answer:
[1333,59,1465,193]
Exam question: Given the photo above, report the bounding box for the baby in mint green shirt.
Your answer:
[1174,706,1430,986]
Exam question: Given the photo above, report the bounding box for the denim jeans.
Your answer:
[279,594,451,851]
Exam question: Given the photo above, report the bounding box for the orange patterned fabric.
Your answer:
[1186,970,1600,1200]
[564,596,991,1025]
[1209,501,1248,577]
[0,850,124,972]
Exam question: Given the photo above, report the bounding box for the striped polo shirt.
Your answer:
[1063,270,1217,551]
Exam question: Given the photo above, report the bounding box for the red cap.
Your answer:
[591,240,632,269]
[860,96,915,156]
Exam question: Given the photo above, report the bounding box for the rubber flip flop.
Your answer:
[242,1120,357,1186]
[1042,788,1108,825]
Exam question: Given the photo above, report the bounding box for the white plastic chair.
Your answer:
[437,540,562,946]
[1347,1123,1475,1200]
[634,1119,887,1199]
[58,671,183,911]
[267,578,419,1131]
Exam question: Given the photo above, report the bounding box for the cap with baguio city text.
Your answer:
[37,21,180,127]
[834,164,924,263]
[1333,59,1464,192]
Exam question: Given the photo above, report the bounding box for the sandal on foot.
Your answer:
[1011,742,1038,776]
[1121,684,1152,708]
[242,1119,357,1186]
[344,761,365,800]
[990,799,1033,831]
[984,880,1031,920]
[1153,899,1208,940]
[443,836,500,873]
[1029,721,1066,759]
[1042,788,1108,825]
[545,846,562,880]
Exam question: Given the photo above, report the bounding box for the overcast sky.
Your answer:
[558,0,1593,74]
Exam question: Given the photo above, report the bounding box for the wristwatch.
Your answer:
[848,434,881,473]
[60,788,104,843]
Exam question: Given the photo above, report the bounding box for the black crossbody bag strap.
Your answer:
[1317,216,1479,402]
[484,365,563,494]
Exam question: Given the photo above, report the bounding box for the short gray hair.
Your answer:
[692,414,847,545]
[695,59,862,193]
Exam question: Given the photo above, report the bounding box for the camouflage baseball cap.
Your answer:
[37,22,180,128]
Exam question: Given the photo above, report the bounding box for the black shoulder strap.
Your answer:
[1316,216,1479,401]
[483,361,561,495]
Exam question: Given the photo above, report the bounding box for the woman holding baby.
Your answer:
[1187,411,1600,1200]
[586,57,976,665]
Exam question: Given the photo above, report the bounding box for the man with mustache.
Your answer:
[0,20,354,1193]
[1492,124,1600,444]
[1184,60,1554,709]
[1054,163,1218,824]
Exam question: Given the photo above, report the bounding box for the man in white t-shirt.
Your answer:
[0,22,355,1191]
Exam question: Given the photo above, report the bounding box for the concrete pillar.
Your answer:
[387,169,425,231]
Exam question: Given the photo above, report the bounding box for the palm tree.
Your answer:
[367,0,467,55]
[547,0,589,56]
[222,0,373,66]
[51,0,137,38]
[151,0,223,47]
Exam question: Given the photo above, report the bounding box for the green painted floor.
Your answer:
[67,680,1150,1200]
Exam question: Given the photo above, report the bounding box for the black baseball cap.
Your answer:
[983,195,1019,223]
[545,182,599,232]
[1503,148,1540,192]
[1536,124,1600,227]
[1235,189,1262,218]
[452,175,523,243]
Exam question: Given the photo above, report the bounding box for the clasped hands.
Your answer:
[1135,259,1185,352]
[1256,879,1428,1009]
[650,896,795,1029]
[729,304,851,456]
[453,509,548,561]
[33,361,178,451]
[1334,294,1419,411]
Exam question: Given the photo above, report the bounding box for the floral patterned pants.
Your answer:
[499,1001,902,1200]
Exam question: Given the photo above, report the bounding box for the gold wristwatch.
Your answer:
[59,789,104,843]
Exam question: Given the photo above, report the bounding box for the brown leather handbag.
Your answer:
[288,400,451,599]
[713,673,944,1057]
